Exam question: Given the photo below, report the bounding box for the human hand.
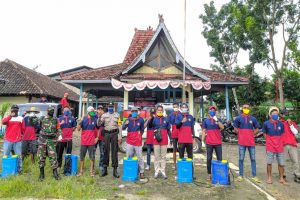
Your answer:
[182,117,187,123]
[118,139,122,145]
[125,120,129,125]
[287,119,292,125]
[57,135,62,141]
[213,116,218,122]
[60,120,65,125]
[94,138,98,144]
[202,141,206,148]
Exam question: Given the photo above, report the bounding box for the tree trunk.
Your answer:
[232,87,240,115]
[277,77,285,109]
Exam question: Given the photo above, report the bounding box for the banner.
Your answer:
[111,78,211,91]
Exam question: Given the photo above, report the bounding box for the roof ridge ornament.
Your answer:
[158,14,164,23]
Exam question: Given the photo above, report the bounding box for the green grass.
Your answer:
[0,158,109,199]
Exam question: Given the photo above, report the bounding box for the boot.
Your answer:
[53,168,61,180]
[113,167,120,178]
[39,167,45,181]
[101,167,108,177]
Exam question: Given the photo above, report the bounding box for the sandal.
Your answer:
[206,175,212,181]
[77,172,83,177]
[90,171,95,177]
[266,179,273,184]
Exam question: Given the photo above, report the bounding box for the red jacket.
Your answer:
[2,116,24,142]
[60,98,69,108]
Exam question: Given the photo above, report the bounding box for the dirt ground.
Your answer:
[223,144,300,200]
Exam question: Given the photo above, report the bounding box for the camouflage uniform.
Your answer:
[37,108,61,169]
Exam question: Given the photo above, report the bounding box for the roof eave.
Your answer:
[62,80,111,84]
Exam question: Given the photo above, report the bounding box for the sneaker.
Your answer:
[161,172,168,179]
[145,165,150,171]
[251,177,261,183]
[237,176,244,182]
[154,172,159,179]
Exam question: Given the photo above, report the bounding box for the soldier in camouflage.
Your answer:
[37,106,62,181]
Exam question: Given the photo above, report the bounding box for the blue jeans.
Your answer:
[3,140,22,172]
[239,145,256,177]
[95,141,105,169]
[146,144,153,166]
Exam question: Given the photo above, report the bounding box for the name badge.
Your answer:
[278,126,281,130]
[188,118,191,121]
[137,123,140,126]
[163,121,166,124]
[249,120,253,124]
[69,120,72,123]
[92,122,95,125]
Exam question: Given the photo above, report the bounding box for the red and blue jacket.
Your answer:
[22,116,39,141]
[175,113,194,144]
[59,115,77,142]
[233,114,260,146]
[80,116,98,146]
[2,116,23,142]
[152,116,170,145]
[168,111,181,139]
[262,120,284,153]
[203,117,222,145]
[122,117,144,146]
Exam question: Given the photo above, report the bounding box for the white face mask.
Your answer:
[181,108,188,113]
[173,108,179,112]
[29,112,35,117]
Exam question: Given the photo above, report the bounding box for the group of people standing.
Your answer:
[1,99,299,184]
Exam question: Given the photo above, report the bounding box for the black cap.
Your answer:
[11,105,19,110]
[280,108,289,115]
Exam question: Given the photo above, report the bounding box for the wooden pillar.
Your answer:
[188,85,194,115]
[78,83,83,119]
[124,90,128,110]
[201,90,204,120]
[182,86,186,103]
[168,87,171,103]
[225,85,230,120]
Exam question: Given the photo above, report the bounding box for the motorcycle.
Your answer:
[254,130,266,145]
[222,121,238,143]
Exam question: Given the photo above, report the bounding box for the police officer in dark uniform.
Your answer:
[97,103,122,178]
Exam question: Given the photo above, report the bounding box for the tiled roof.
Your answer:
[62,63,125,80]
[0,59,79,101]
[123,28,155,65]
[192,67,249,82]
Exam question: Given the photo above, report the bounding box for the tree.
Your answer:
[0,102,11,133]
[236,0,300,108]
[200,0,247,113]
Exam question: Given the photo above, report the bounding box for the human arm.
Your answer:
[2,116,12,125]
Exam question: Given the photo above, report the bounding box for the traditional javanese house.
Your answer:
[62,16,248,120]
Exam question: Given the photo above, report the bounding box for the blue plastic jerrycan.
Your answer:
[63,154,78,176]
[177,158,193,183]
[122,156,138,182]
[212,160,229,185]
[1,155,19,178]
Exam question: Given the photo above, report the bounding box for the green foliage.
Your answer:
[282,69,300,108]
[0,102,11,120]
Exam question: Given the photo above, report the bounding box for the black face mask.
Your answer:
[48,110,54,117]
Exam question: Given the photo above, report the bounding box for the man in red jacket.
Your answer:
[60,93,70,108]
[2,105,24,173]
[280,108,299,178]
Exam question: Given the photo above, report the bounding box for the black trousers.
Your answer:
[206,144,222,174]
[56,141,72,168]
[103,131,119,168]
[178,143,193,159]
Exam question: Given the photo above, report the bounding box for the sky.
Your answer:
[0,0,271,77]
